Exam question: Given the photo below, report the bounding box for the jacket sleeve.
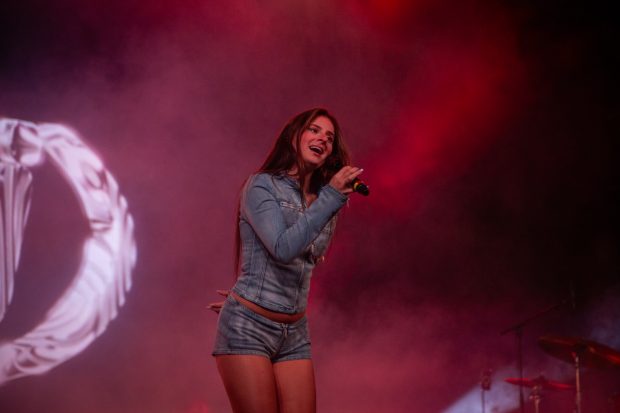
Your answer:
[241,174,347,263]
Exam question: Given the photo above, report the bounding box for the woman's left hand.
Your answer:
[207,289,230,314]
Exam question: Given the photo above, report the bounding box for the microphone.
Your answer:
[352,177,370,196]
[328,160,370,196]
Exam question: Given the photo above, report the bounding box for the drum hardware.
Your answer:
[538,335,620,413]
[501,290,575,413]
[480,368,492,413]
[504,375,573,413]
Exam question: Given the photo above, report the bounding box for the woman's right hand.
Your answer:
[328,166,364,194]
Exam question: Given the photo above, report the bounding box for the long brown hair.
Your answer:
[233,108,350,277]
[259,108,350,193]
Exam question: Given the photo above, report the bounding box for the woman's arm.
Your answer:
[241,174,347,263]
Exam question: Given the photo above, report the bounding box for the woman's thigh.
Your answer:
[216,355,278,413]
[273,359,316,413]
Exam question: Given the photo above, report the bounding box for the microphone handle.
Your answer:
[352,178,370,196]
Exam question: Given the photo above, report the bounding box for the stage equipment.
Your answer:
[500,288,576,413]
[480,368,492,413]
[538,335,620,413]
[505,375,573,413]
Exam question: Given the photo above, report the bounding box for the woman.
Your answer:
[211,108,362,413]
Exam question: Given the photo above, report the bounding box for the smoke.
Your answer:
[0,0,617,412]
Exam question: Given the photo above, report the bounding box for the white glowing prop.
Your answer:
[0,162,32,323]
[0,118,136,385]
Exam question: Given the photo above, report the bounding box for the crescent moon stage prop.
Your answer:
[0,118,137,385]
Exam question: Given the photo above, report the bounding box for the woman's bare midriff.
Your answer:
[231,291,305,324]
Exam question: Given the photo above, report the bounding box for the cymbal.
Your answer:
[538,335,620,369]
[505,376,574,391]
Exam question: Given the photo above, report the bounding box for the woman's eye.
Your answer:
[308,127,318,134]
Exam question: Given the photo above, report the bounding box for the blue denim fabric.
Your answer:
[212,293,312,362]
[232,173,347,313]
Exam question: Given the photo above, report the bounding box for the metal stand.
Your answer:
[573,352,582,413]
[480,369,492,413]
[501,298,571,413]
[530,384,542,413]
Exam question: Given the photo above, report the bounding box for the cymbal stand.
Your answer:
[530,383,542,413]
[480,369,492,413]
[572,351,583,413]
[501,298,570,413]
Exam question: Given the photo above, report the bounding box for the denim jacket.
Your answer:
[232,172,347,313]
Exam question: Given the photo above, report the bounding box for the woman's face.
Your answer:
[297,116,335,169]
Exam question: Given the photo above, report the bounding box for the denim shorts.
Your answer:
[212,293,312,362]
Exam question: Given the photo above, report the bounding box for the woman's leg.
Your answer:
[216,355,278,413]
[273,359,316,413]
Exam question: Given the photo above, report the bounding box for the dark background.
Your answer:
[0,1,618,412]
